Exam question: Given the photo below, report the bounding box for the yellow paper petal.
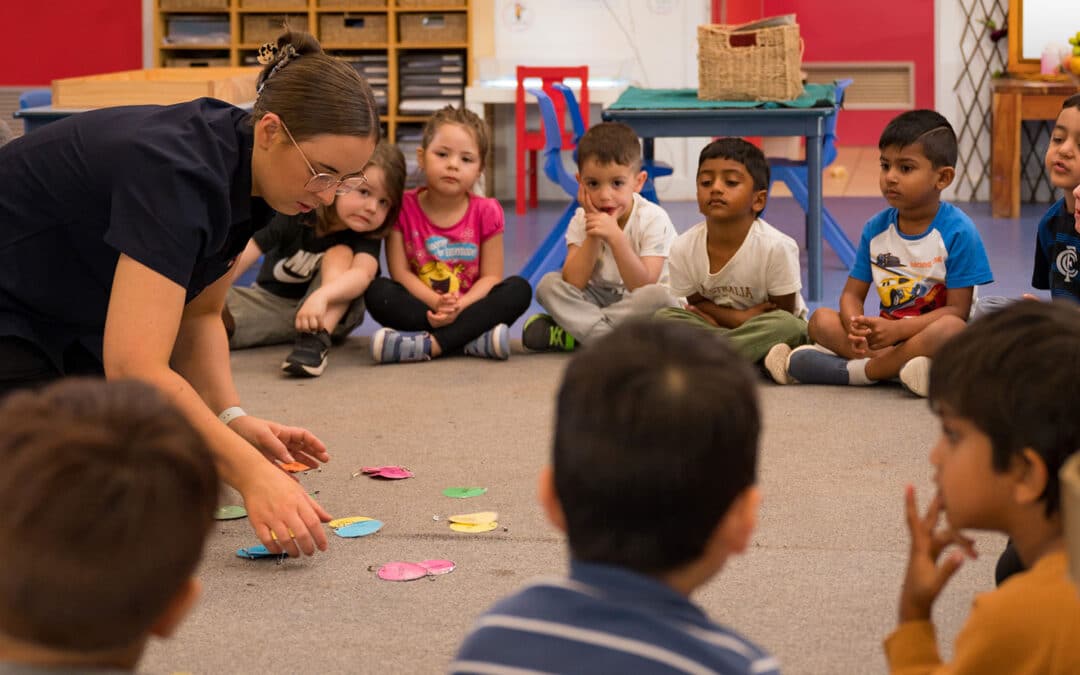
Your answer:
[329,516,373,529]
[449,521,498,533]
[448,511,499,526]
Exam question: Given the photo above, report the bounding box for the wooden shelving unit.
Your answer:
[153,0,470,140]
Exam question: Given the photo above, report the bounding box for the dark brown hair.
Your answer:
[576,122,642,171]
[0,379,219,651]
[318,142,406,239]
[420,105,490,170]
[253,29,380,143]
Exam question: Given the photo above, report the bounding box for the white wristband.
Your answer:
[218,406,248,425]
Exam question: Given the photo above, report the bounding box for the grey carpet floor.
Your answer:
[141,340,1005,675]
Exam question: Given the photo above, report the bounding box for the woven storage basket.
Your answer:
[697,18,802,102]
[238,0,303,9]
[242,14,309,43]
[319,14,388,45]
[319,0,385,7]
[160,0,228,10]
[398,0,465,7]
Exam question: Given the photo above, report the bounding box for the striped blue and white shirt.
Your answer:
[451,560,780,675]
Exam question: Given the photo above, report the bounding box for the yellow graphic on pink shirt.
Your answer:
[418,261,466,294]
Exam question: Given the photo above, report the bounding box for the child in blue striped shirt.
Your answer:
[451,320,779,675]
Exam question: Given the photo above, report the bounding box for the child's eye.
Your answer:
[436,151,448,158]
[726,180,739,187]
[585,181,598,189]
[1050,135,1064,145]
[880,162,890,171]
[613,180,625,188]
[358,188,371,197]
[900,165,913,174]
[461,156,475,163]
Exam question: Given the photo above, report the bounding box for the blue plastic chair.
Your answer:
[18,89,51,109]
[766,79,856,269]
[518,87,580,286]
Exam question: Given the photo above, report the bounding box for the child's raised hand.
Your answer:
[295,291,329,333]
[898,485,977,623]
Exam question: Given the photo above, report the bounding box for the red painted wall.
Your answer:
[713,0,936,145]
[4,2,143,86]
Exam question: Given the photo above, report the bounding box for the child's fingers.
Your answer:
[903,485,925,545]
[931,551,965,596]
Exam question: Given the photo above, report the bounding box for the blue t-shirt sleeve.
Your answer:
[850,210,891,282]
[943,218,993,288]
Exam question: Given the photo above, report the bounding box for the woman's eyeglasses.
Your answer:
[279,118,367,195]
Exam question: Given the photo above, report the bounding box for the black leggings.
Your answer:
[366,276,532,354]
[0,336,103,399]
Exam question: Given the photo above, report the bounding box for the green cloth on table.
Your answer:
[608,83,836,110]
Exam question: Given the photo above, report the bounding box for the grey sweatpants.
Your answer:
[535,272,678,344]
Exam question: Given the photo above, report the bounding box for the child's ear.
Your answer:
[537,466,567,533]
[934,165,956,191]
[717,485,761,555]
[752,189,768,216]
[149,577,201,639]
[633,170,648,194]
[1013,447,1050,509]
[415,146,425,171]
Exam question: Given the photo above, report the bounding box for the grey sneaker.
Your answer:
[371,327,432,364]
[764,343,794,385]
[281,330,331,377]
[463,324,510,360]
[521,314,576,352]
[899,356,931,397]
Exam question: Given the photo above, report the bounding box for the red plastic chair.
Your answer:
[515,65,589,215]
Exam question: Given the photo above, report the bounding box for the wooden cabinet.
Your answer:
[153,0,470,140]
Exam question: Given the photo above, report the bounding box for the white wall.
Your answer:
[488,0,712,201]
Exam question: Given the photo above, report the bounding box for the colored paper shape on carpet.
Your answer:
[329,516,373,529]
[448,511,498,526]
[334,519,383,538]
[417,559,456,575]
[236,544,287,560]
[361,466,414,479]
[377,562,429,581]
[443,487,488,499]
[449,521,498,533]
[214,505,247,520]
[279,461,312,473]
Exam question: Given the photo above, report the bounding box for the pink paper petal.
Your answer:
[374,466,413,479]
[417,559,456,575]
[377,561,429,581]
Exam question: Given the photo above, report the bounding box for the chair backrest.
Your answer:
[551,82,585,147]
[527,87,578,198]
[515,66,589,151]
[822,78,854,168]
[18,88,51,110]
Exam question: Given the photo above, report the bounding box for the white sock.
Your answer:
[847,358,873,385]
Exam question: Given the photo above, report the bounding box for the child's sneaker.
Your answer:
[521,314,576,352]
[763,343,794,385]
[786,344,850,385]
[899,356,931,398]
[371,327,432,364]
[463,323,510,360]
[281,330,331,377]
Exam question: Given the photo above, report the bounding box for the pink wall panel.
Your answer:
[5,2,142,86]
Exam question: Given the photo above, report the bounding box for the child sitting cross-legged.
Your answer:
[0,379,218,673]
[885,300,1080,673]
[655,137,809,365]
[523,122,678,352]
[772,110,993,396]
[452,320,779,675]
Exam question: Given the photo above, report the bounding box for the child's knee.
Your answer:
[535,272,563,304]
[807,307,841,341]
[629,284,676,311]
[503,275,534,310]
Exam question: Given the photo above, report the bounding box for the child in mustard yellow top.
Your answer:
[885,300,1080,674]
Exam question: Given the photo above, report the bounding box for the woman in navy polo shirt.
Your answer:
[0,31,380,558]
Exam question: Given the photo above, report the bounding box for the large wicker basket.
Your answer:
[697,16,802,102]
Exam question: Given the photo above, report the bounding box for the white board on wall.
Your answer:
[1021,1,1080,60]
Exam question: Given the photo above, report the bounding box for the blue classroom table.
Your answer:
[601,86,841,304]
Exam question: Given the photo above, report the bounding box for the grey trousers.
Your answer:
[226,274,366,349]
[535,272,678,344]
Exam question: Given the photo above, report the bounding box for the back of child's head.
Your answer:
[0,379,218,654]
[420,105,489,169]
[576,122,642,171]
[698,137,770,193]
[553,320,760,575]
[252,29,380,143]
[878,110,958,168]
[929,300,1080,517]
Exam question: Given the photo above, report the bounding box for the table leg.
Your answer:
[805,129,824,304]
[991,92,1021,218]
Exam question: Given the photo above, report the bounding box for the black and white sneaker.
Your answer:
[281,330,332,377]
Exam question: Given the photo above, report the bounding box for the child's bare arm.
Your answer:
[855,287,974,349]
[690,295,776,329]
[458,234,504,310]
[231,239,264,281]
[312,245,378,303]
[385,230,442,310]
[562,241,602,289]
[606,235,661,291]
[767,292,798,315]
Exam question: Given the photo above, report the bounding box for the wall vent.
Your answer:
[802,62,915,110]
